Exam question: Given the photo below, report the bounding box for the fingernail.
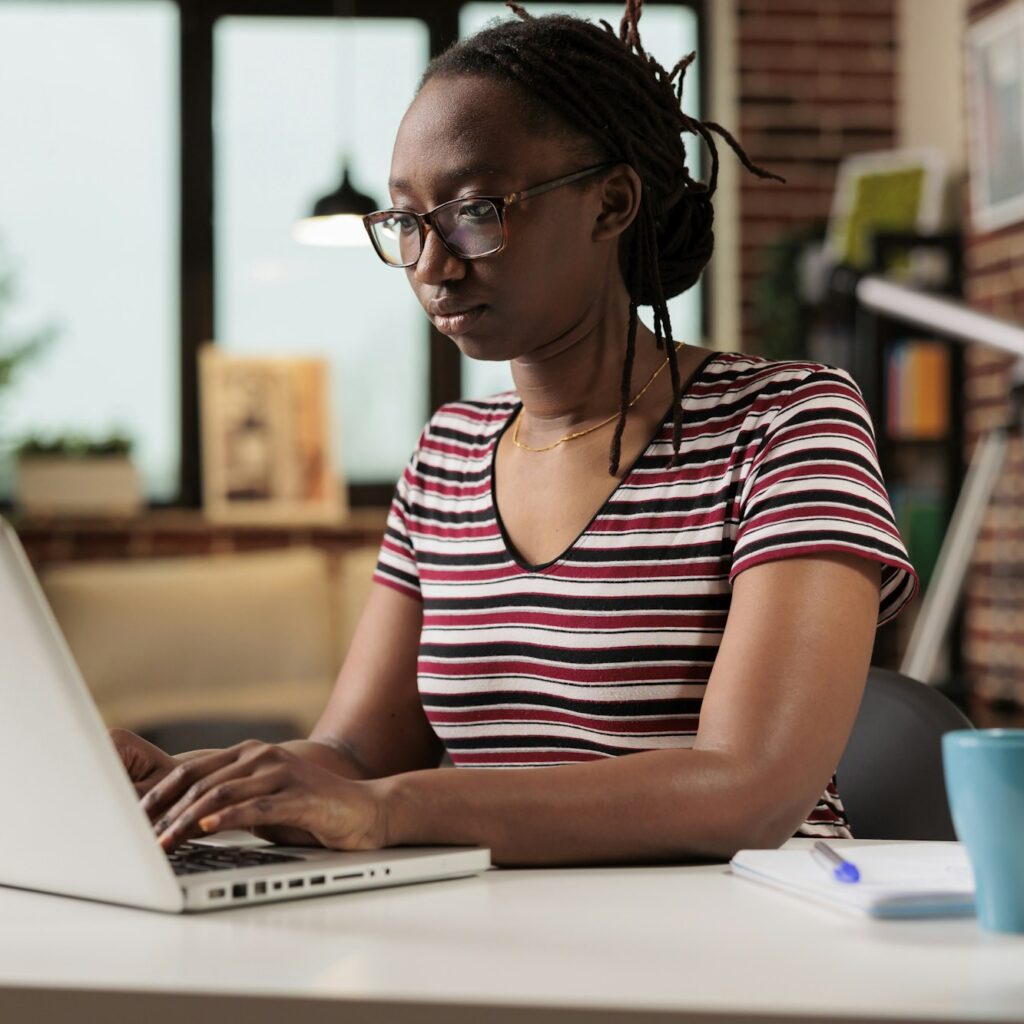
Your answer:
[199,815,219,832]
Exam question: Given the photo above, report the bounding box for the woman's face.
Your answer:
[388,73,624,364]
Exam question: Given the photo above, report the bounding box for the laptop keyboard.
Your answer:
[167,841,305,875]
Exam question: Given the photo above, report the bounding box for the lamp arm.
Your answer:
[857,275,1024,361]
[900,426,1010,684]
[856,275,1024,686]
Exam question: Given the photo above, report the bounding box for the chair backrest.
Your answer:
[837,666,973,841]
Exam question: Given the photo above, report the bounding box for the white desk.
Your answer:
[0,839,1021,1024]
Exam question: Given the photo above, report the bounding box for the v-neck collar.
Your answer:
[489,350,721,573]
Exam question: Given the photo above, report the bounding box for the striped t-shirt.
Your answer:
[374,352,918,838]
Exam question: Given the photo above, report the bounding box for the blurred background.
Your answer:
[1,0,1021,750]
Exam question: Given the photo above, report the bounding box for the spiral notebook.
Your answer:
[730,843,975,919]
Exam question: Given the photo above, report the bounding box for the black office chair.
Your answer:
[837,666,974,841]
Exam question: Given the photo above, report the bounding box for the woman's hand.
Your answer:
[108,727,179,798]
[138,740,390,854]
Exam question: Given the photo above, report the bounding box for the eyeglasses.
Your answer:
[362,162,615,268]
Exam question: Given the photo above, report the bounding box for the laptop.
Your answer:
[0,515,490,913]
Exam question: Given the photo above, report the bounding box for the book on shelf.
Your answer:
[885,339,950,439]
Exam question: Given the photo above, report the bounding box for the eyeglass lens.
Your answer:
[370,198,504,266]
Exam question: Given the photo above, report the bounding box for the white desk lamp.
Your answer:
[856,275,1024,686]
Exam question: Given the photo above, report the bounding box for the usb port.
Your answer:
[208,887,226,899]
[310,875,325,886]
[288,878,304,889]
[254,881,267,895]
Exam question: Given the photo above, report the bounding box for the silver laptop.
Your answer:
[0,515,490,913]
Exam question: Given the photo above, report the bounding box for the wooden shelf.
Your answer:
[8,506,390,570]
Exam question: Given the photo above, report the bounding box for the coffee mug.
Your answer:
[942,729,1024,934]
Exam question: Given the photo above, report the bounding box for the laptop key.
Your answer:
[167,843,305,875]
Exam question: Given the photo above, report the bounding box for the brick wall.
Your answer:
[963,0,1024,703]
[736,0,899,351]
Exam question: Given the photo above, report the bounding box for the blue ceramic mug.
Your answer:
[942,729,1024,933]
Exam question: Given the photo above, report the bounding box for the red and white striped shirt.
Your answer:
[375,352,918,838]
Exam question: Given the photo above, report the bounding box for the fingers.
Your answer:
[141,745,250,823]
[153,761,286,847]
[141,743,380,855]
[109,728,176,793]
[195,793,304,839]
[134,770,167,800]
[156,770,285,852]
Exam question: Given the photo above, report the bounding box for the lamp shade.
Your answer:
[293,163,378,247]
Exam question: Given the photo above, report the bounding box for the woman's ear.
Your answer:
[591,164,643,243]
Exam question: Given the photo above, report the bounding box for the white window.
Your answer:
[0,1,180,500]
[213,17,430,484]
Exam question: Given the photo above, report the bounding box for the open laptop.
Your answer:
[0,515,490,913]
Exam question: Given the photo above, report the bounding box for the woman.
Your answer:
[116,2,917,865]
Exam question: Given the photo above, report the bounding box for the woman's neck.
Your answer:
[508,314,669,436]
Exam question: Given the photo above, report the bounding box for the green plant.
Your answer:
[15,431,134,459]
[749,221,828,362]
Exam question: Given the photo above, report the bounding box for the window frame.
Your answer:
[2,0,706,511]
[182,0,706,508]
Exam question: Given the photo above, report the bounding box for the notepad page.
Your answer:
[730,843,975,918]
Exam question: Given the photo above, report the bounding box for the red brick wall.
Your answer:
[736,0,899,351]
[963,0,1024,703]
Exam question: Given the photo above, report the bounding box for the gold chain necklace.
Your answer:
[511,343,681,453]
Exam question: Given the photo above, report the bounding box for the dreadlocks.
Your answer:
[421,0,784,474]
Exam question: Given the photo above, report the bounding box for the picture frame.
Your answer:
[199,346,346,524]
[967,0,1024,234]
[826,148,948,270]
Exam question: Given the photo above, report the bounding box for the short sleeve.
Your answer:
[729,367,918,626]
[373,427,426,602]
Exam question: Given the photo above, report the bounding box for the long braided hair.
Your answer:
[421,0,784,474]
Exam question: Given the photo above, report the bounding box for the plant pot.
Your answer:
[14,456,143,517]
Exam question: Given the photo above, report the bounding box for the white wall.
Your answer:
[898,0,969,176]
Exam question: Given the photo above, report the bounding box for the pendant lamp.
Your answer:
[292,2,377,247]
[293,157,377,247]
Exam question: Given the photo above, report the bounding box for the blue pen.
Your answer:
[811,840,860,883]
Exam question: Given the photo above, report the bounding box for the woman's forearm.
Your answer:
[380,748,801,866]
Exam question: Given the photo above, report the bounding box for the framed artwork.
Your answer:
[968,0,1024,233]
[199,347,346,524]
[826,148,948,270]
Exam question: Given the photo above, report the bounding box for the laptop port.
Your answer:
[254,881,267,895]
[331,872,364,882]
[310,875,325,886]
[288,878,304,889]
[208,888,226,899]
[272,881,282,891]
[232,883,247,899]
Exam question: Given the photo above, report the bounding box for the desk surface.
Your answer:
[1,839,1021,1024]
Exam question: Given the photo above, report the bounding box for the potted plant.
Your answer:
[14,431,143,517]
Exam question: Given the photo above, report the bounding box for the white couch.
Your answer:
[39,545,379,736]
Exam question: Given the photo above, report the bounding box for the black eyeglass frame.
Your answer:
[362,162,617,268]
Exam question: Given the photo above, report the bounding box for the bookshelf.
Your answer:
[803,231,965,686]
